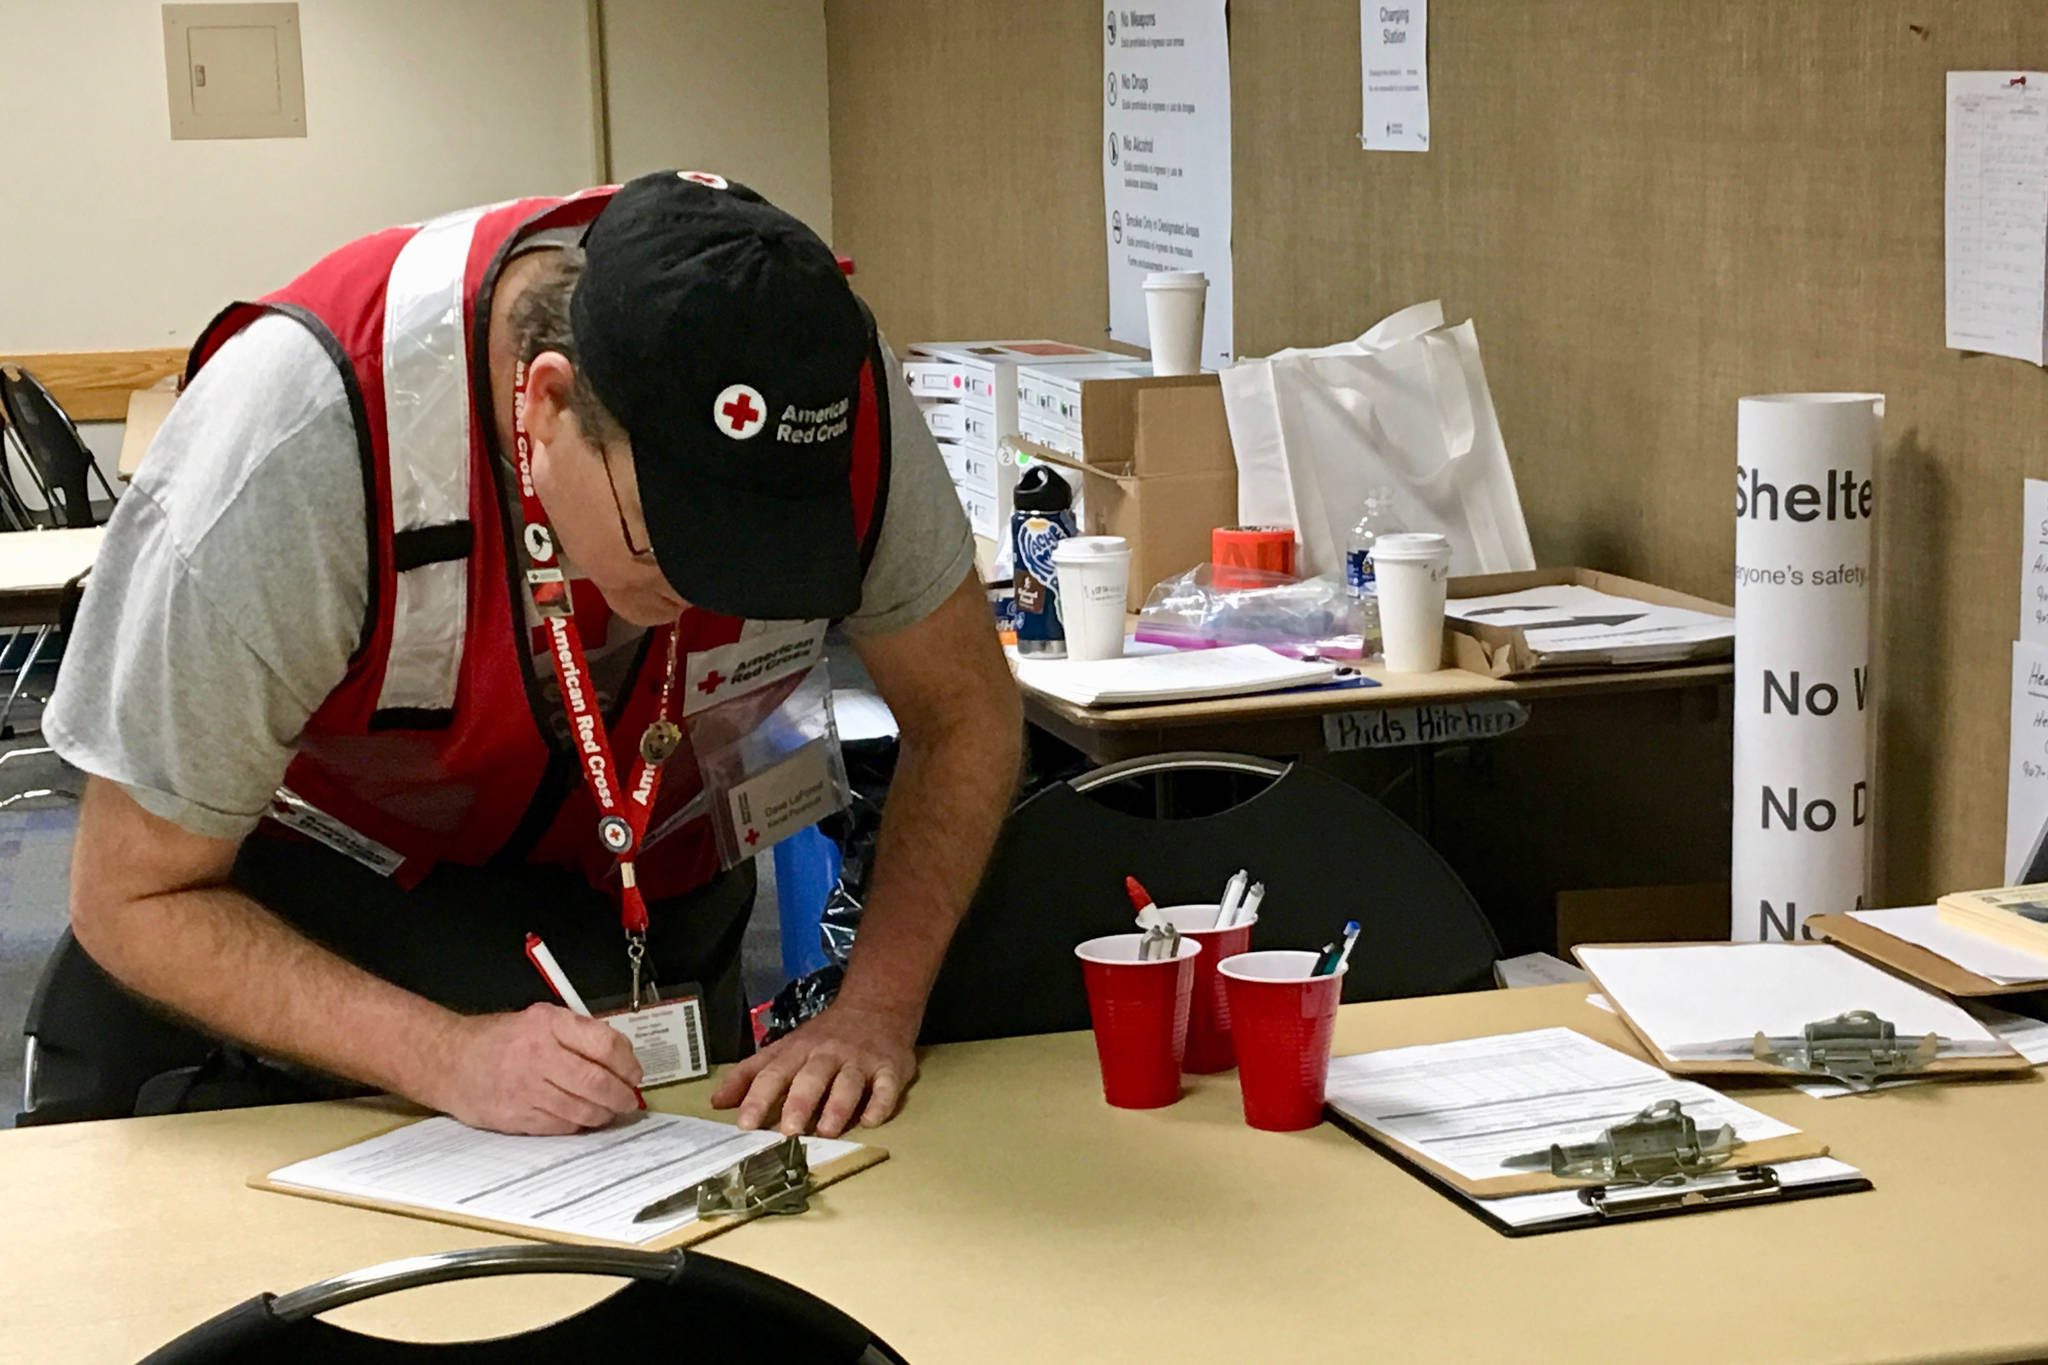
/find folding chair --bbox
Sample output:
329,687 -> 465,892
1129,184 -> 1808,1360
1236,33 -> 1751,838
0,363 -> 119,529
921,752 -> 1502,1044
139,1245 -> 909,1364
0,366 -> 109,741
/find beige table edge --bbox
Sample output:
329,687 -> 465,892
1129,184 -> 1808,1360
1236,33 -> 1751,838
1015,652 -> 1733,731
4,983 -> 2042,1364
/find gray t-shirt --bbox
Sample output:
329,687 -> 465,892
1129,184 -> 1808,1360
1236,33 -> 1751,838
47,311 -> 973,841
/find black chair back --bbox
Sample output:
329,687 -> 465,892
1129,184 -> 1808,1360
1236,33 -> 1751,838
921,753 -> 1502,1044
140,1245 -> 908,1364
0,364 -> 110,528
16,930 -> 217,1125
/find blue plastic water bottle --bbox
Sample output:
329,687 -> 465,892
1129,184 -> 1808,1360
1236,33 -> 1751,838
1011,465 -> 1078,657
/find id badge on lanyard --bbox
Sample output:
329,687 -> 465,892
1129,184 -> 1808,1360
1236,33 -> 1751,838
682,657 -> 853,869
513,362 -> 681,1010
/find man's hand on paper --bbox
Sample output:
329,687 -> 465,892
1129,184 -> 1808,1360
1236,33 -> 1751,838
710,998 -> 918,1138
429,1003 -> 644,1135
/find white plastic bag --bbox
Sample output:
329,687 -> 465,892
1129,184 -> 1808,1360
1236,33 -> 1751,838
1221,301 -> 1536,580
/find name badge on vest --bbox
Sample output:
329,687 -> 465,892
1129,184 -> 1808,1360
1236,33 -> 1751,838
683,619 -> 829,717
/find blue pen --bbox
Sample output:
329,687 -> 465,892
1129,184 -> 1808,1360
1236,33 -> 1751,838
1317,921 -> 1360,976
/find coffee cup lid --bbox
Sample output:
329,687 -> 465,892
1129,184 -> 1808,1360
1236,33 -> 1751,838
1052,534 -> 1131,562
1369,532 -> 1452,563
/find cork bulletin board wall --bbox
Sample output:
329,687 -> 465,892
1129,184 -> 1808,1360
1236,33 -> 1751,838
825,0 -> 2048,904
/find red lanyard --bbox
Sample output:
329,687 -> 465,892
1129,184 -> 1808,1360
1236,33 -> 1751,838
511,363 -> 682,965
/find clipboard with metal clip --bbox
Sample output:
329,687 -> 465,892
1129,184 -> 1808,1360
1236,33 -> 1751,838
1336,1098 -> 1871,1237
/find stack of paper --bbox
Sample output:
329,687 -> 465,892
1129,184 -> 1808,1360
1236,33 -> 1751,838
1575,944 -> 2014,1060
1324,1027 -> 1862,1232
1444,586 -> 1732,667
1847,905 -> 2048,986
263,1113 -> 868,1247
1012,643 -> 1338,707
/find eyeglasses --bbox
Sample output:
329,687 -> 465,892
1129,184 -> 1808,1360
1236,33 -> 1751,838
601,446 -> 657,561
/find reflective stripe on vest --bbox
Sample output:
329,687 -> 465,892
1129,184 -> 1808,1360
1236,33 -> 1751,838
377,204 -> 489,716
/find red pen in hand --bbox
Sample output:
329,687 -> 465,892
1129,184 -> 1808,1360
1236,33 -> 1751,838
524,933 -> 645,1110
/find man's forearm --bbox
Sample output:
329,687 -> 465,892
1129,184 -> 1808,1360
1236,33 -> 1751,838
833,700 -> 1022,1022
75,882 -> 460,1102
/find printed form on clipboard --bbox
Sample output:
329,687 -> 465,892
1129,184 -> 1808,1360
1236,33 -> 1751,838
1323,1027 -> 1868,1234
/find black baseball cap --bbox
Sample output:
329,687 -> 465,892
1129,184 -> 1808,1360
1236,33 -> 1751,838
571,171 -> 872,620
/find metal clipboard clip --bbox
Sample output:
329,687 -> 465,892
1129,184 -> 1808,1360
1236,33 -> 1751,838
1751,1009 -> 1940,1092
632,1135 -> 812,1225
1505,1099 -> 1781,1221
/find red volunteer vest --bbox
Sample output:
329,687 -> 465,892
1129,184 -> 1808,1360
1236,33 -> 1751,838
187,190 -> 889,898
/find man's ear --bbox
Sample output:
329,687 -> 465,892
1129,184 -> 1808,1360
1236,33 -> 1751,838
522,351 -> 577,446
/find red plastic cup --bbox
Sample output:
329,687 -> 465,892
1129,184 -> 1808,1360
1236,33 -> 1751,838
1075,933 -> 1203,1108
1218,950 -> 1347,1131
1157,904 -> 1256,1073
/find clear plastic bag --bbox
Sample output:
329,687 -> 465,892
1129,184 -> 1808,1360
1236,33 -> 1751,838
1134,563 -> 1367,660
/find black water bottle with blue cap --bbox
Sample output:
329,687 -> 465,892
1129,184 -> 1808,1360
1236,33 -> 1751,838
1011,464 -> 1078,657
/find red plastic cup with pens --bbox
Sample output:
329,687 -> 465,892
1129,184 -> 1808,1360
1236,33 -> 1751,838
1075,933 -> 1204,1108
1218,950 -> 1346,1131
1156,905 -> 1256,1073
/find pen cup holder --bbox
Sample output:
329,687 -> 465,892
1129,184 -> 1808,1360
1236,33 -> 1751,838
1218,951 -> 1346,1131
1076,933 -> 1204,1108
1157,905 -> 1257,1074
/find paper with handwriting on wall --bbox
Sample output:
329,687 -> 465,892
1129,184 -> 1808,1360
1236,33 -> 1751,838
2021,481 -> 2048,645
2008,640 -> 2048,883
1323,1026 -> 1798,1182
266,1113 -> 861,1245
1946,72 -> 2048,365
1360,0 -> 1428,152
1847,905 -> 2048,985
1576,944 -> 2013,1060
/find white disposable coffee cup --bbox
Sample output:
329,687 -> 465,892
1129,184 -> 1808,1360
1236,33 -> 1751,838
1370,532 -> 1453,673
1143,270 -> 1207,377
1052,535 -> 1132,662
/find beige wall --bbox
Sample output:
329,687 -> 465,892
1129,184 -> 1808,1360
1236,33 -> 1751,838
0,0 -> 600,352
827,0 -> 2048,905
602,0 -> 833,241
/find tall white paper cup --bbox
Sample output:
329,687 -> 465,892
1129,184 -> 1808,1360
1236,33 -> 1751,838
1143,270 -> 1207,377
1053,535 -> 1132,661
1732,393 -> 1881,941
1370,532 -> 1452,672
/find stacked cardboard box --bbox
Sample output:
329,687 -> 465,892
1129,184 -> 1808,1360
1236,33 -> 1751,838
1014,374 -> 1239,611
1014,359 -> 1155,461
903,341 -> 1127,550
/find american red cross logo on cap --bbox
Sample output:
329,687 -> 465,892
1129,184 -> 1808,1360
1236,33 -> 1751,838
713,384 -> 767,440
678,170 -> 729,189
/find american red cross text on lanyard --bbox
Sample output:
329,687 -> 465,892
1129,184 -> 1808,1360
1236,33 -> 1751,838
512,361 -> 686,1009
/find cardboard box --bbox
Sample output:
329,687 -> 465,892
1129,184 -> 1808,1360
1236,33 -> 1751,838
1014,374 -> 1236,611
904,340 -> 1129,419
1555,884 -> 1731,956
1015,358 -> 1155,430
1445,567 -> 1734,678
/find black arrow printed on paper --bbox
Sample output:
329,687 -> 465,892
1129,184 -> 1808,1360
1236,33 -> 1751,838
1534,614 -> 1649,629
